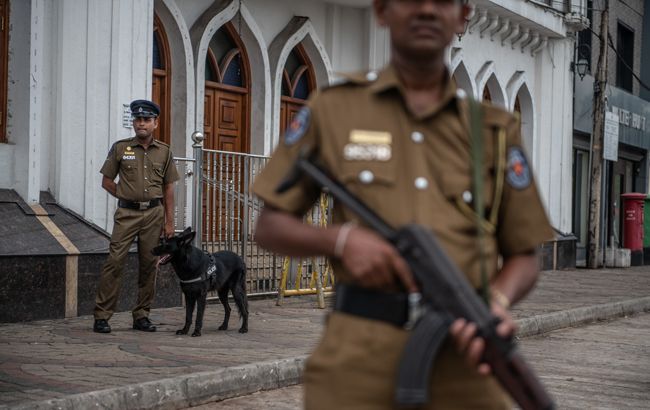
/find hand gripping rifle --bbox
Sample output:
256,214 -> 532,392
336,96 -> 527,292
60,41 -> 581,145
276,152 -> 555,410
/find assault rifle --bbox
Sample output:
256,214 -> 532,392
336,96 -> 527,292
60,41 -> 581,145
276,152 -> 555,410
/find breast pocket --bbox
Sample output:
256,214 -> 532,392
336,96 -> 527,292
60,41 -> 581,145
120,163 -> 137,175
339,161 -> 397,211
152,162 -> 165,184
440,170 -> 496,233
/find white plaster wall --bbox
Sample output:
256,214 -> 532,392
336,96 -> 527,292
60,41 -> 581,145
448,26 -> 574,233
2,0 -> 574,235
48,0 -> 152,231
4,0 -> 31,198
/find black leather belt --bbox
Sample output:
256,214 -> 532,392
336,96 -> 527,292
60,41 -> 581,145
334,284 -> 409,327
118,198 -> 161,210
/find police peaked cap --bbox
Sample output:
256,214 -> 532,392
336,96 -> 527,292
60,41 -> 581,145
130,99 -> 160,118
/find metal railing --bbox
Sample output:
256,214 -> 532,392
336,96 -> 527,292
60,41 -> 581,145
181,132 -> 333,299
200,149 -> 281,295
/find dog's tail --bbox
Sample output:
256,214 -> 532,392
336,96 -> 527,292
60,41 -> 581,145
233,261 -> 249,319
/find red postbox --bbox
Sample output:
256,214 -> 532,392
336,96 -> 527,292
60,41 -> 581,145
622,193 -> 645,265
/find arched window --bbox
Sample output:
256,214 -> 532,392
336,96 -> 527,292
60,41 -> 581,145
152,15 -> 171,144
280,44 -> 316,135
482,86 -> 492,103
203,23 -> 250,153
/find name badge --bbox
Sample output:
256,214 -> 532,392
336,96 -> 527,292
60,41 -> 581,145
349,130 -> 392,145
344,143 -> 391,161
122,155 -> 136,160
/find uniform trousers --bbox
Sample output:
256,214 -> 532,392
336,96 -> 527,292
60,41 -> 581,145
94,205 -> 164,321
304,312 -> 510,410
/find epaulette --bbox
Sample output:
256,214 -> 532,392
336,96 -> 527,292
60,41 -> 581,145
321,71 -> 376,91
115,137 -> 135,145
480,102 -> 516,128
154,139 -> 170,148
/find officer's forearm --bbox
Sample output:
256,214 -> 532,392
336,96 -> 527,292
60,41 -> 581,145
490,253 -> 539,307
101,176 -> 117,198
255,207 -> 339,257
162,183 -> 174,222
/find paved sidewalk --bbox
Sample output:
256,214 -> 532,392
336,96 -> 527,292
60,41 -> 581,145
1,266 -> 649,409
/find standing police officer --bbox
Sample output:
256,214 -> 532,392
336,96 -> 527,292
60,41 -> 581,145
253,0 -> 553,408
93,99 -> 179,334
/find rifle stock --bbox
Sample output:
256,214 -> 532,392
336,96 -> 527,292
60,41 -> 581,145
277,155 -> 555,410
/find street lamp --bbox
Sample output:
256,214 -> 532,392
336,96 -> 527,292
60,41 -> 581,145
576,58 -> 589,80
573,43 -> 591,80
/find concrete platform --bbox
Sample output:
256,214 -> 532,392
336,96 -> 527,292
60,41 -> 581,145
1,266 -> 649,409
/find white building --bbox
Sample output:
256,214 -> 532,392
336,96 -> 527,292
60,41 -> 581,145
0,0 -> 587,263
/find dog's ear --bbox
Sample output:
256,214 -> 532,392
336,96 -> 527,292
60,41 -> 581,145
183,227 -> 192,235
182,231 -> 196,246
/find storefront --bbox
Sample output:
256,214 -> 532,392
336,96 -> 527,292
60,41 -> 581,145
573,74 -> 650,265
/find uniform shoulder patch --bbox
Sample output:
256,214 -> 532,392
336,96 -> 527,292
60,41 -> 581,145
284,106 -> 311,146
506,147 -> 531,190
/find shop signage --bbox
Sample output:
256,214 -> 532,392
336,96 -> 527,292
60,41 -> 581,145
603,111 -> 619,161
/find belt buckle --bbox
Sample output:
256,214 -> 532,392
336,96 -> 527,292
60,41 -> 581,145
404,292 -> 424,330
138,201 -> 148,210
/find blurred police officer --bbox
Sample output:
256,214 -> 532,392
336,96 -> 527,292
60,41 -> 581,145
253,0 -> 553,408
93,99 -> 179,334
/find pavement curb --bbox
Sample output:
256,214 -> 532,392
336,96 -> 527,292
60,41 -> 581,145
6,356 -> 308,410
516,296 -> 650,338
8,296 -> 650,410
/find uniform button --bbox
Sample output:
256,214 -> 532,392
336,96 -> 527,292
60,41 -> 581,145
366,71 -> 378,82
359,170 -> 374,184
144,166 -> 147,169
411,131 -> 424,143
145,189 -> 148,192
144,177 -> 148,180
456,88 -> 467,99
414,177 -> 428,190
462,190 -> 473,203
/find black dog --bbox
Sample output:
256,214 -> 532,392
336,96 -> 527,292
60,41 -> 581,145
152,227 -> 248,336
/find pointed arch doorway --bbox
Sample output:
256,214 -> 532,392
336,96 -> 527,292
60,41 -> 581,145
202,23 -> 251,246
203,23 -> 250,153
279,44 -> 316,135
152,14 -> 171,144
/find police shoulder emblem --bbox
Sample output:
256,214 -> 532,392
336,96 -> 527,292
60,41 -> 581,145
506,147 -> 531,190
284,106 -> 310,146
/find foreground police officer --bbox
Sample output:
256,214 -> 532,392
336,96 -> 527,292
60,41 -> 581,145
254,0 -> 553,408
93,99 -> 179,334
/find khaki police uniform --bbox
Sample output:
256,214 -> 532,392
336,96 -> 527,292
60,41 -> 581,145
253,64 -> 553,409
94,137 -> 180,321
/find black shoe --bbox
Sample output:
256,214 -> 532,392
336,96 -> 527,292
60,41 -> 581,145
93,319 -> 111,333
133,317 -> 156,332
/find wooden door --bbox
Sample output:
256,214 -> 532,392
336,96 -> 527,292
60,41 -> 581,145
203,87 -> 245,152
203,86 -> 247,243
280,100 -> 305,136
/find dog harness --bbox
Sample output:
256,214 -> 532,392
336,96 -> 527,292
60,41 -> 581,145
178,254 -> 218,284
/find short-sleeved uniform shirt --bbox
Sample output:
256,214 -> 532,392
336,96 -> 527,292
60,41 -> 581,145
100,137 -> 179,202
253,65 -> 554,407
